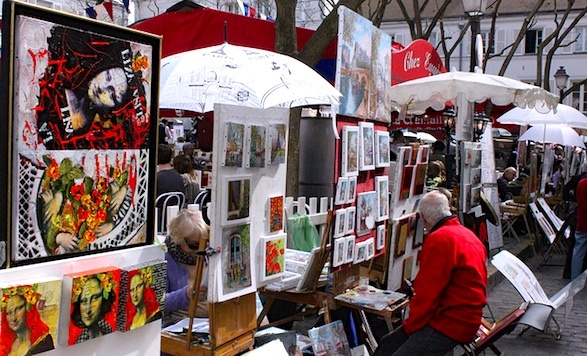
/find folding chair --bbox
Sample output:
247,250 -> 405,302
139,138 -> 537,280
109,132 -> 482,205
156,191 -> 186,234
530,200 -> 572,268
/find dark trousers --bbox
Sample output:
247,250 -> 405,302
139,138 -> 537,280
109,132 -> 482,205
373,325 -> 459,356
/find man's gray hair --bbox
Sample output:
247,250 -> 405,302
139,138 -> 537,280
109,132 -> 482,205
418,191 -> 452,226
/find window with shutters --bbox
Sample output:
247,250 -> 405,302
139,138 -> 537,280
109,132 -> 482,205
525,29 -> 542,54
575,27 -> 587,53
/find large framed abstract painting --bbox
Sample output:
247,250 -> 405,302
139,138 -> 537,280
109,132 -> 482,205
0,2 -> 161,267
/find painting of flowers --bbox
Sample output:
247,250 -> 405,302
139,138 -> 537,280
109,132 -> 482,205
268,195 -> 284,233
13,150 -> 147,264
260,234 -> 286,282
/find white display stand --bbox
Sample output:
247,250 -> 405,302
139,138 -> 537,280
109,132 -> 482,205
0,244 -> 165,356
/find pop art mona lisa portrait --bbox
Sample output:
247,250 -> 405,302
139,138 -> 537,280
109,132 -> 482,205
0,2 -> 161,266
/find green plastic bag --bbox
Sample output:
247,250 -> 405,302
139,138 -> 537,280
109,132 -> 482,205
287,214 -> 321,252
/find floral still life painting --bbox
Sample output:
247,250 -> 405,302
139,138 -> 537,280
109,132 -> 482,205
260,234 -> 286,281
14,150 -> 146,264
268,195 -> 284,234
0,277 -> 61,356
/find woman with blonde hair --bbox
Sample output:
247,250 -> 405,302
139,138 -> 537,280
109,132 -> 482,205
164,209 -> 209,322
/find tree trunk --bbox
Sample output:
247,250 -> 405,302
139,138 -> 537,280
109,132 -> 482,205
275,0 -> 298,56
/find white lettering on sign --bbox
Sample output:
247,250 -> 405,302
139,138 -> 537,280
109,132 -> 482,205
404,51 -> 421,71
424,53 -> 442,75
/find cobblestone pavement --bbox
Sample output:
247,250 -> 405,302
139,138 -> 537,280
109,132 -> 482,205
482,252 -> 587,356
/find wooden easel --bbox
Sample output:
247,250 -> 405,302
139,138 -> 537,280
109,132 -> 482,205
161,232 -> 256,355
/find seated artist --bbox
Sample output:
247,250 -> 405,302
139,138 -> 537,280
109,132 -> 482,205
164,209 -> 209,326
374,191 -> 487,355
497,167 -> 522,202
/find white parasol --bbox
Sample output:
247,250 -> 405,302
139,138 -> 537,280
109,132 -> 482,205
496,104 -> 587,129
159,43 -> 342,113
518,124 -> 585,149
389,69 -> 559,115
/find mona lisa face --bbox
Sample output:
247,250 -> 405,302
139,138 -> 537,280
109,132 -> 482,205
6,295 -> 27,334
79,278 -> 103,327
87,67 -> 128,111
129,274 -> 145,307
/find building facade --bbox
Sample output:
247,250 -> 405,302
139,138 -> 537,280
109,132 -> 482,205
378,1 -> 587,113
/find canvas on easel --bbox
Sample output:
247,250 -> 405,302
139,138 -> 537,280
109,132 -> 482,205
222,175 -> 252,226
267,195 -> 284,234
259,234 -> 286,282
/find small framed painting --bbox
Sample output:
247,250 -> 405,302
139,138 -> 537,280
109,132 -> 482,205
375,130 -> 390,168
376,224 -> 386,250
267,195 -> 284,234
393,216 -> 410,258
346,176 -> 358,204
222,122 -> 245,167
359,122 -> 375,171
345,206 -> 356,235
365,238 -> 375,260
259,234 -> 286,282
341,125 -> 360,177
417,145 -> 430,164
353,240 -> 367,264
412,216 -> 424,249
402,256 -> 414,290
222,175 -> 252,226
398,146 -> 413,168
375,176 -> 389,221
334,177 -> 349,205
334,208 -> 347,238
332,237 -> 346,267
412,163 -> 428,196
344,235 -> 356,264
356,191 -> 377,236
399,165 -> 415,201
245,124 -> 267,168
269,123 -> 287,164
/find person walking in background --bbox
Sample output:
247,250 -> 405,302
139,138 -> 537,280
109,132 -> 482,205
156,144 -> 185,214
374,191 -> 487,355
173,155 -> 201,204
389,130 -> 406,161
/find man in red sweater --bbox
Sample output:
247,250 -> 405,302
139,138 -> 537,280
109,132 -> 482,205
572,174 -> 587,279
376,191 -> 487,355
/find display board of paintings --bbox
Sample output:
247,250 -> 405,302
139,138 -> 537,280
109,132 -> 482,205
0,2 -> 161,267
210,104 -> 289,302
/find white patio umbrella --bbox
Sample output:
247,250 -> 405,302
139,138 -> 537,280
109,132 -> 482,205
496,104 -> 587,129
518,124 -> 585,149
389,69 -> 559,116
416,132 -> 437,144
159,43 -> 342,113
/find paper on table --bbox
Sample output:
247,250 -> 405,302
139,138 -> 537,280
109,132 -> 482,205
162,317 -> 210,334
